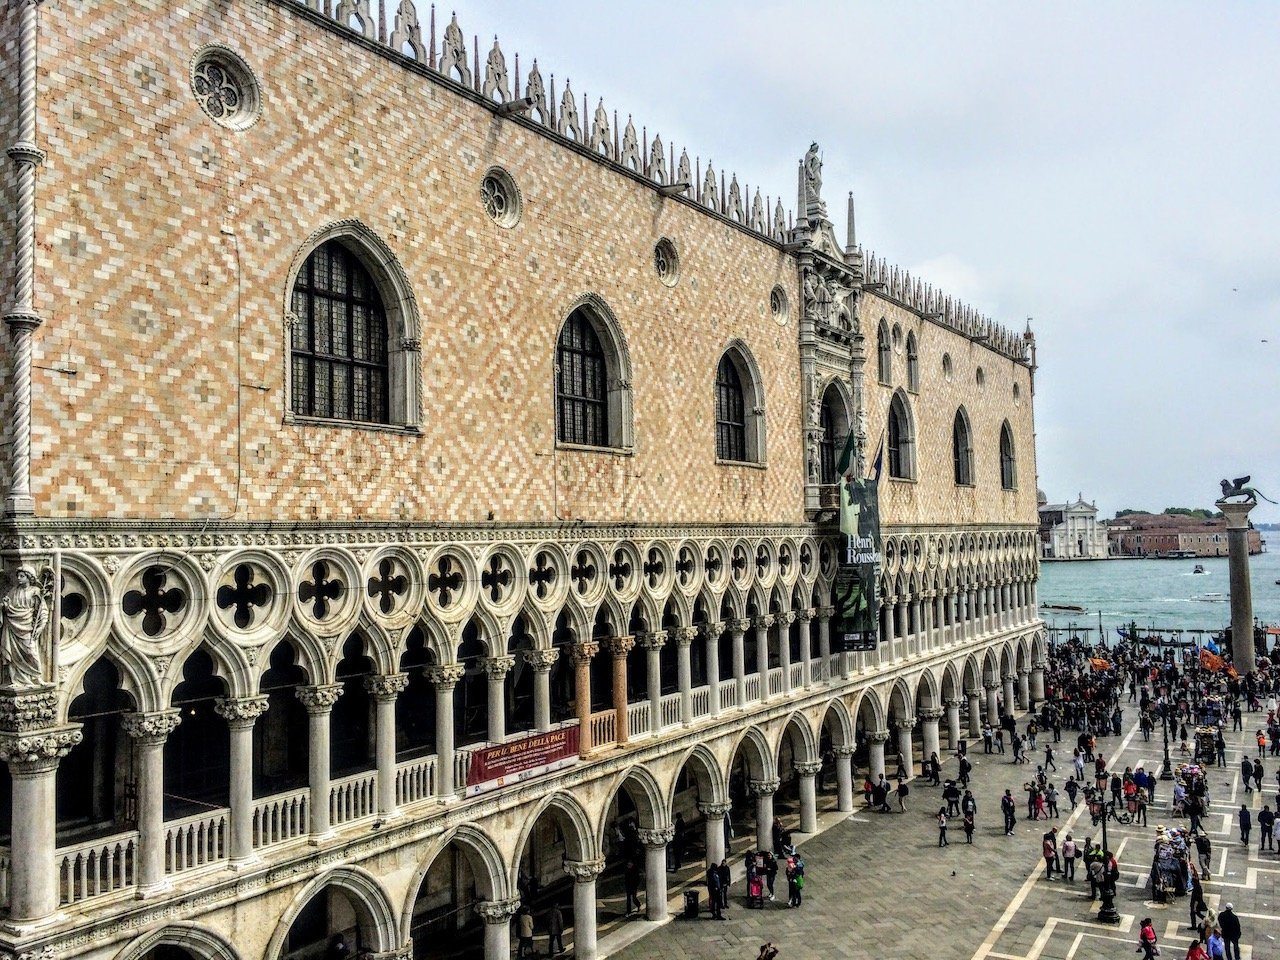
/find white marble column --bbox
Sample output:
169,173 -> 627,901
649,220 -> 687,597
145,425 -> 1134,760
672,626 -> 696,725
753,615 -> 773,699
1017,669 -> 1030,711
0,717 -> 82,924
776,612 -> 794,691
833,745 -> 856,812
1031,661 -> 1046,701
564,859 -> 605,960
483,657 -> 514,744
816,606 -> 833,682
944,698 -> 963,750
751,778 -> 779,851
1002,674 -> 1017,718
475,899 -> 521,960
215,695 -> 270,866
296,683 -> 342,840
729,619 -> 748,708
704,622 -> 723,716
523,648 -> 559,733
638,826 -> 674,921
641,632 -> 664,734
985,682 -> 1001,725
425,665 -> 464,796
698,801 -> 730,865
366,674 -> 409,818
896,718 -> 916,779
920,709 -> 942,767
122,709 -> 182,895
867,730 -> 889,781
967,691 -> 983,737
796,761 -> 820,834
796,609 -> 814,687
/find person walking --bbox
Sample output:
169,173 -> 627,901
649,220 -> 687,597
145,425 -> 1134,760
962,788 -> 977,822
944,780 -> 961,817
1252,759 -> 1265,793
1241,757 -> 1254,794
717,857 -> 732,911
1189,868 -> 1207,932
1194,831 -> 1212,879
1218,903 -> 1242,960
546,904 -> 566,955
1206,927 -> 1226,960
1137,917 -> 1159,960
1061,834 -> 1078,881
897,777 -> 910,813
1239,805 -> 1252,845
706,864 -> 724,920
1073,747 -> 1085,782
963,811 -> 975,844
1065,776 -> 1079,809
958,754 -> 973,788
1001,789 -> 1017,836
623,860 -> 642,915
1044,743 -> 1057,772
1046,783 -> 1060,819
938,807 -> 949,847
1258,804 -> 1275,852
1041,830 -> 1057,880
515,906 -> 535,959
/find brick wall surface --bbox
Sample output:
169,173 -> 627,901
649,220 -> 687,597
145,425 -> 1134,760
23,0 -> 1037,531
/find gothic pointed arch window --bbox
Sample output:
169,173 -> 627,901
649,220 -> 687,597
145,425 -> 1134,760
952,407 -> 974,486
877,319 -> 891,385
714,343 -> 766,464
1000,420 -> 1017,490
554,299 -> 633,449
887,390 -> 916,480
818,383 -> 850,484
287,224 -> 421,429
906,331 -> 920,392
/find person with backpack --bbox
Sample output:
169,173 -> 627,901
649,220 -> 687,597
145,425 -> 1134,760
1001,789 -> 1017,835
785,854 -> 805,907
1137,917 -> 1159,959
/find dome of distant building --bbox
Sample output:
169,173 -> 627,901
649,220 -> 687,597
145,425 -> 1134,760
1037,488 -> 1048,506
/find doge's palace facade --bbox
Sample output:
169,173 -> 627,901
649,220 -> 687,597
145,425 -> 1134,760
0,3 -> 1043,960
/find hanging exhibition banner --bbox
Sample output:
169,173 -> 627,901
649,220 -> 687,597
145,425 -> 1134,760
465,723 -> 580,797
832,439 -> 882,652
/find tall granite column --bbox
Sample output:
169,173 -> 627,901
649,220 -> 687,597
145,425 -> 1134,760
1220,499 -> 1258,674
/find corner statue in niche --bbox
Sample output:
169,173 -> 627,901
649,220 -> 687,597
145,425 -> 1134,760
0,565 -> 53,687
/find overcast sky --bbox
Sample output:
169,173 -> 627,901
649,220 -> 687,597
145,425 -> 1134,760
456,0 -> 1280,523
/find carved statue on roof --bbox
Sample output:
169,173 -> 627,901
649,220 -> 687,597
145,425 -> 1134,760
803,142 -> 827,221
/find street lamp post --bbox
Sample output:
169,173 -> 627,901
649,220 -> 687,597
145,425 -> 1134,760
1159,696 -> 1174,781
1098,791 -> 1121,924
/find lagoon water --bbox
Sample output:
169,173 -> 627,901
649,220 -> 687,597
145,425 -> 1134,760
1038,535 -> 1279,638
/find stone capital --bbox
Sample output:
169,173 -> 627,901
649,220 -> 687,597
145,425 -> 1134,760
704,620 -> 725,641
728,618 -> 751,635
215,695 -> 270,727
637,826 -> 675,848
833,744 -> 857,758
424,664 -> 466,687
563,858 -> 605,882
670,626 -> 698,647
365,672 -> 410,699
697,801 -> 732,819
795,760 -> 823,777
474,898 -> 522,924
867,729 -> 891,744
795,609 -> 814,624
603,636 -> 635,658
895,715 -> 917,731
943,698 -> 965,710
368,947 -> 413,960
749,777 -> 781,796
0,725 -> 82,770
121,709 -> 182,744
637,631 -> 666,651
752,614 -> 775,631
817,605 -> 835,620
1216,499 -> 1256,530
523,647 -> 560,671
295,683 -> 344,712
919,708 -> 944,724
0,685 -> 58,733
481,656 -> 516,679
1032,660 -> 1047,672
983,680 -> 1001,691
1001,674 -> 1018,685
569,641 -> 599,665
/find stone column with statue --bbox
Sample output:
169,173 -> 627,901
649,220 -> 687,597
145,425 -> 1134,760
1217,476 -> 1274,674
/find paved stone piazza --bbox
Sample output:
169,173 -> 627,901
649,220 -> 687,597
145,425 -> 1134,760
0,4 -> 1046,960
610,711 -> 1279,960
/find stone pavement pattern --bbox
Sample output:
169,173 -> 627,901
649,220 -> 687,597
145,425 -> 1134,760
608,710 -> 1280,960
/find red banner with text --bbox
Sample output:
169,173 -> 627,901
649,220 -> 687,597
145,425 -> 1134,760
465,724 -> 580,797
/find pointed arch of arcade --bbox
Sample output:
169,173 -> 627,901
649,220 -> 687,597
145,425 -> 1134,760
777,711 -> 820,765
62,640 -> 159,719
851,685 -> 887,733
265,867 -> 400,960
399,824 -> 511,944
914,669 -> 942,712
668,742 -> 728,809
162,634 -> 255,703
509,790 -> 599,890
114,923 -> 241,960
820,697 -> 855,748
599,764 -> 670,845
